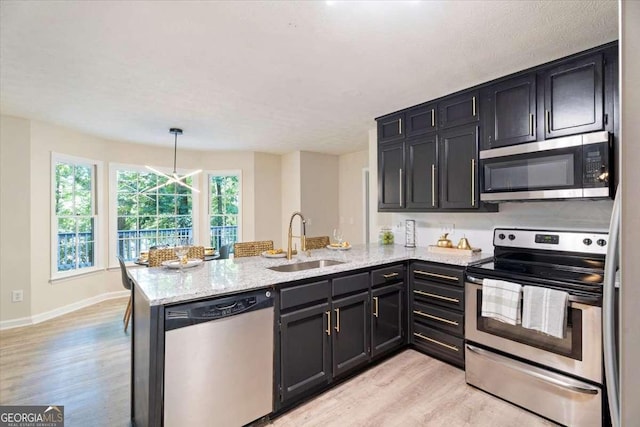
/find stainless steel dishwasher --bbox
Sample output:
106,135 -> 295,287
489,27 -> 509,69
163,289 -> 274,427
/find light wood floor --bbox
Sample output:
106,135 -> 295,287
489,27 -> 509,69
0,297 -> 555,427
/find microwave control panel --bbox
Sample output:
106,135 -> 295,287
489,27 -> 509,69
583,143 -> 608,186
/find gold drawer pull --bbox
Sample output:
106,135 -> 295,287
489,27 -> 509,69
382,272 -> 399,279
373,296 -> 379,318
413,332 -> 459,352
413,310 -> 459,326
325,310 -> 331,336
413,290 -> 459,303
414,270 -> 458,281
334,308 -> 340,333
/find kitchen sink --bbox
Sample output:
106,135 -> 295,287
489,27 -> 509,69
268,259 -> 345,273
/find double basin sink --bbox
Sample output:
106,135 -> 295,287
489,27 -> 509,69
268,259 -> 345,273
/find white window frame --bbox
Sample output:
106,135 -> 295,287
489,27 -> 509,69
50,152 -> 104,281
203,170 -> 242,249
108,162 -> 200,267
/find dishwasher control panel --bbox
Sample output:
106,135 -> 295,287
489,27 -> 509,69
165,290 -> 273,331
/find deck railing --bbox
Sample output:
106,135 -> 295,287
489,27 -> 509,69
56,226 -> 238,268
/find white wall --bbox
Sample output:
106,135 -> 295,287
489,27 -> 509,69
280,151 -> 301,247
338,150 -> 368,244
254,152 -> 282,247
0,116 -> 32,321
300,151 -> 339,240
620,2 -> 640,423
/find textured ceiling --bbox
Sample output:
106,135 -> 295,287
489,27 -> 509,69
0,1 -> 618,155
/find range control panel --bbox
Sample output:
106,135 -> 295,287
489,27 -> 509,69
494,228 -> 608,255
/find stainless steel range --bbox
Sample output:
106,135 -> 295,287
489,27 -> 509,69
465,228 -> 608,427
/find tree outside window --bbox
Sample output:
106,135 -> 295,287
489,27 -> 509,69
116,169 -> 194,261
54,160 -> 96,272
209,174 -> 240,250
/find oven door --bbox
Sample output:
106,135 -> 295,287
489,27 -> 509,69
465,281 -> 602,383
479,132 -> 611,201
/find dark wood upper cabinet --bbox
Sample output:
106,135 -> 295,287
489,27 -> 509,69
378,141 -> 404,210
484,73 -> 537,149
377,112 -> 405,144
543,53 -> 604,139
439,125 -> 479,209
406,104 -> 437,137
438,90 -> 479,129
406,135 -> 438,209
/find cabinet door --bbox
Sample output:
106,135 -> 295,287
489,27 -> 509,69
280,302 -> 331,403
485,74 -> 537,149
332,292 -> 370,378
378,141 -> 405,210
438,90 -> 479,129
377,112 -> 405,143
406,104 -> 437,137
371,283 -> 404,358
439,125 -> 479,209
406,135 -> 438,209
543,53 -> 604,138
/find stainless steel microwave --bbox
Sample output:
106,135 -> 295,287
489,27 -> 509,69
479,131 -> 612,202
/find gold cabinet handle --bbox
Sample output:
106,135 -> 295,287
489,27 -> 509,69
325,310 -> 331,336
399,168 -> 403,207
471,158 -> 476,206
382,272 -> 399,279
431,109 -> 435,127
414,270 -> 458,282
413,310 -> 459,326
472,96 -> 476,116
413,289 -> 460,303
413,332 -> 459,352
529,113 -> 534,136
398,118 -> 402,135
545,110 -> 551,133
373,297 -> 379,318
431,164 -> 436,207
334,308 -> 340,333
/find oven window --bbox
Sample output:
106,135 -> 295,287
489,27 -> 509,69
484,153 -> 575,192
476,290 -> 583,360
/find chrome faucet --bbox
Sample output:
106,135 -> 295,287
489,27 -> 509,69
287,211 -> 307,260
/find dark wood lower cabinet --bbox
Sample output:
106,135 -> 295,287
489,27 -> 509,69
332,292 -> 370,378
280,302 -> 331,403
371,283 -> 404,358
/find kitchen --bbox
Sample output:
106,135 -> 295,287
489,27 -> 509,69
1,1 -> 639,427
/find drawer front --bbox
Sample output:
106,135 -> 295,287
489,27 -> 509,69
280,280 -> 330,310
332,272 -> 370,297
413,323 -> 464,367
411,262 -> 464,287
412,300 -> 463,336
412,281 -> 464,311
371,264 -> 405,287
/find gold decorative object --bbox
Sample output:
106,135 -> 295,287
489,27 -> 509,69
436,233 -> 453,248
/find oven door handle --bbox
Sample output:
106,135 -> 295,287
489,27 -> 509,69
465,275 -> 484,285
465,344 -> 599,395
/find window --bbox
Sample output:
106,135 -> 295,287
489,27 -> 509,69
52,154 -> 101,277
208,172 -> 241,250
112,165 -> 198,261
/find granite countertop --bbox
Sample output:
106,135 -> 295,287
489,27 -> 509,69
128,244 -> 492,306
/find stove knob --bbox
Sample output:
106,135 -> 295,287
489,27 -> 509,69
508,234 -> 516,241
597,239 -> 607,247
498,233 -> 506,240
583,238 -> 593,246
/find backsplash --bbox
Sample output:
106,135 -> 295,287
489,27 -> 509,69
389,200 -> 614,254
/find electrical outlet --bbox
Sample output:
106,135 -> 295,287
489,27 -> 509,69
11,290 -> 23,303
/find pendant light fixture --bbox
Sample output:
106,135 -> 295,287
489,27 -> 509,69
144,128 -> 201,193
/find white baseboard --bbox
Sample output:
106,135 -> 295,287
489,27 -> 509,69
0,290 -> 130,331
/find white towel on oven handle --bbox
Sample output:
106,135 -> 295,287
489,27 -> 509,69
481,278 -> 522,325
522,285 -> 569,339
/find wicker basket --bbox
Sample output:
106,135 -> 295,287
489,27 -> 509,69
233,240 -> 274,258
305,236 -> 330,250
